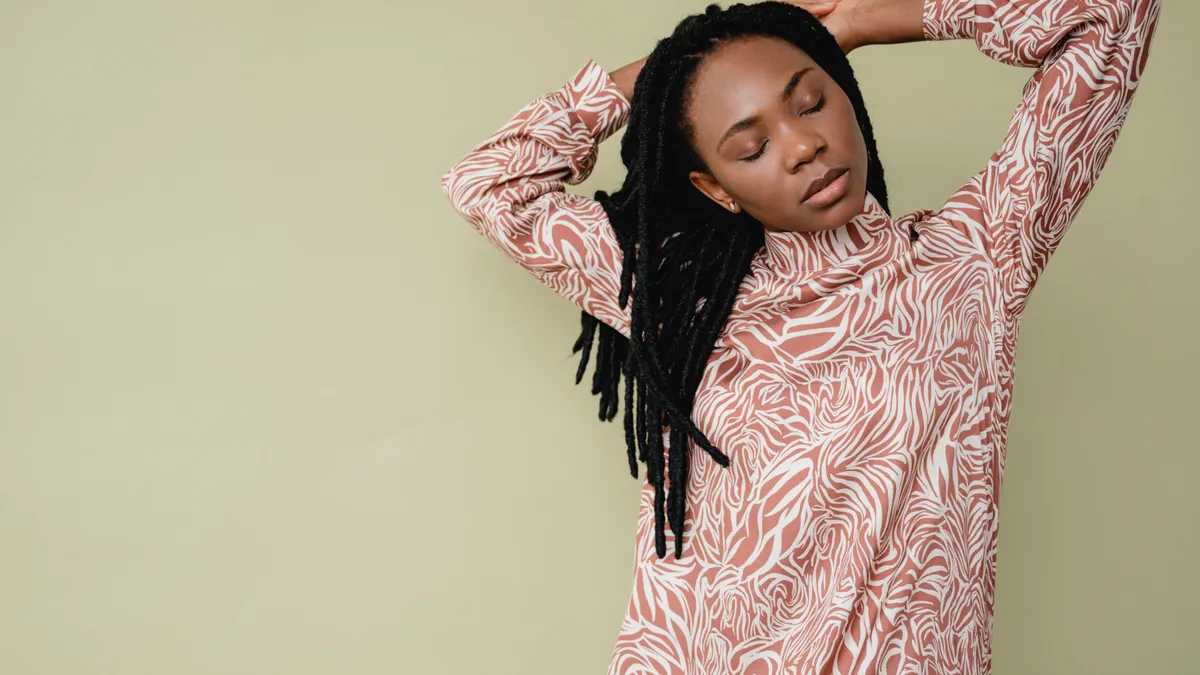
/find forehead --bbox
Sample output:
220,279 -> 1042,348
687,36 -> 821,135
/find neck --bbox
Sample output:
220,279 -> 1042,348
760,192 -> 902,277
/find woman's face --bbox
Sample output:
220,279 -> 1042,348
684,35 -> 869,233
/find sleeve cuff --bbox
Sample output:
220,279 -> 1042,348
923,0 -> 977,41
560,59 -> 632,145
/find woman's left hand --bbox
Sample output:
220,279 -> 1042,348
780,0 -> 862,53
784,0 -> 927,54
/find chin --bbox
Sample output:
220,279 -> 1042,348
807,190 -> 867,232
770,188 -> 869,233
837,189 -> 868,224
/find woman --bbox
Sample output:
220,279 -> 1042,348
440,0 -> 1160,672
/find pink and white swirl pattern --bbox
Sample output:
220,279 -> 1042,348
440,1 -> 1161,672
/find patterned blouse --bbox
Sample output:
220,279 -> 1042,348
440,0 -> 1161,672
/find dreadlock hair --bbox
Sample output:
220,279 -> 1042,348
573,1 -> 890,560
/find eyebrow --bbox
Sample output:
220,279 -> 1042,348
716,67 -> 814,153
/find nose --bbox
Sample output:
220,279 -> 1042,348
779,122 -> 825,173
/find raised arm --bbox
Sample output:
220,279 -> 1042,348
440,60 -> 638,336
922,0 -> 1162,317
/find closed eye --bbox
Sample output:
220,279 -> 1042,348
742,143 -> 768,162
739,97 -> 826,163
802,96 -> 825,116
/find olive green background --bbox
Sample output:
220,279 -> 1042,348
2,1 -> 1195,673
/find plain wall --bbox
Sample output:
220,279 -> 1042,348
1,1 -> 1196,673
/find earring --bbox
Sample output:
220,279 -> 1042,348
727,202 -> 738,212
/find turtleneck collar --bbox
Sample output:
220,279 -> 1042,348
759,192 -> 905,278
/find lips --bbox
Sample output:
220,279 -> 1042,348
802,167 -> 849,203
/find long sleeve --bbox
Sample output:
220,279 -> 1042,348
440,60 -> 634,337
925,0 -> 1162,317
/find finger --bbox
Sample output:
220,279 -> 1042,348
804,2 -> 838,17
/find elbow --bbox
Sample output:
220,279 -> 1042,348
440,160 -> 474,217
440,159 -> 460,200
439,159 -> 510,233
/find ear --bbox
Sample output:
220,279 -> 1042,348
688,170 -> 735,210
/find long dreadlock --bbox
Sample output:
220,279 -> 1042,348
573,1 -> 891,559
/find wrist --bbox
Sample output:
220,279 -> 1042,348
609,56 -> 647,103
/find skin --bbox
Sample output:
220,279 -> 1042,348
607,0 -> 926,233
684,35 -> 869,234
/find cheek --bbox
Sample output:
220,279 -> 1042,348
852,129 -> 869,173
825,114 -> 868,185
834,100 -> 866,155
717,166 -> 774,207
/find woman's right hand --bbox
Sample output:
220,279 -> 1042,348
610,56 -> 647,103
